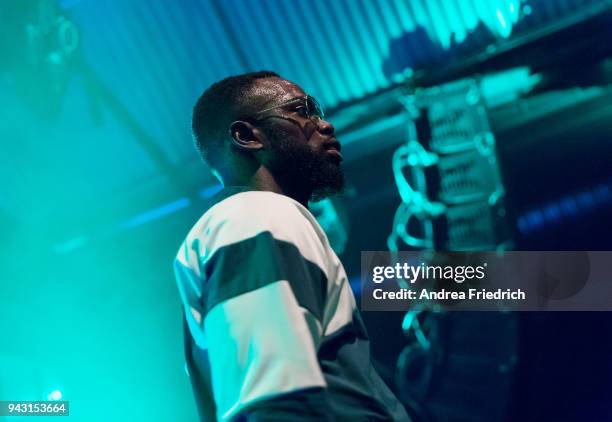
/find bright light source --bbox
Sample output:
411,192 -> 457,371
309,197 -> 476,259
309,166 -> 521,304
496,9 -> 508,29
47,389 -> 63,401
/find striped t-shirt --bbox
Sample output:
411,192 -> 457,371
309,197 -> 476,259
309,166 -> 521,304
174,186 -> 409,421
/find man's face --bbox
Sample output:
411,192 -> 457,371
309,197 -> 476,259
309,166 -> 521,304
251,77 -> 345,201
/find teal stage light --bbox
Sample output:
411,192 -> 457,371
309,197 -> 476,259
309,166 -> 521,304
47,389 -> 63,401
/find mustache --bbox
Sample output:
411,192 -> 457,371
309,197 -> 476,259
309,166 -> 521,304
323,138 -> 341,152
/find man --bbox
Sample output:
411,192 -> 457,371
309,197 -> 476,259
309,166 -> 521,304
174,71 -> 409,421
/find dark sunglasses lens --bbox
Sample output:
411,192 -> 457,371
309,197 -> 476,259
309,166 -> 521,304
307,97 -> 324,118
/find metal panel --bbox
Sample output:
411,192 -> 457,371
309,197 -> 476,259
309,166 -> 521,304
61,0 -> 593,167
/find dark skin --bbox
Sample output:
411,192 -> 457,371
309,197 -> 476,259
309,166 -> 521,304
221,77 -> 342,208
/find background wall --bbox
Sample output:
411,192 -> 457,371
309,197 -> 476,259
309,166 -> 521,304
2,1 -> 612,421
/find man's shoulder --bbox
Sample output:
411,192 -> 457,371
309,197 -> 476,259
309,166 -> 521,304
175,189 -> 328,274
204,189 -> 307,229
185,190 -> 317,251
214,189 -> 302,214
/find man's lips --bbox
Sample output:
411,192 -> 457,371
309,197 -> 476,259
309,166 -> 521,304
326,148 -> 343,162
324,139 -> 343,162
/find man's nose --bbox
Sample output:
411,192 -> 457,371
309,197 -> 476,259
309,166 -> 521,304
316,117 -> 335,135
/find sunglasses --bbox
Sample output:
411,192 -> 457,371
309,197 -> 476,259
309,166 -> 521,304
251,95 -> 325,121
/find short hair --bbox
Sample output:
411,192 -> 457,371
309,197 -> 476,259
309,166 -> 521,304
191,71 -> 280,172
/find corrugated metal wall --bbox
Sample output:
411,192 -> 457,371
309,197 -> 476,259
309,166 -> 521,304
63,0 -> 550,165
2,0 -> 604,214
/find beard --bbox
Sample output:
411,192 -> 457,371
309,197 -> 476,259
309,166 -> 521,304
261,120 -> 345,202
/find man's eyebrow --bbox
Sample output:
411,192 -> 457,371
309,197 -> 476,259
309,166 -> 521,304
279,96 -> 304,107
255,95 -> 305,114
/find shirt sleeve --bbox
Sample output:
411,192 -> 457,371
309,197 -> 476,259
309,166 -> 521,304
191,194 -> 333,421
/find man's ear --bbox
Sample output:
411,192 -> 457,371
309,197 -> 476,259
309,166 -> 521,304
229,121 -> 264,151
